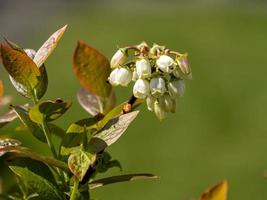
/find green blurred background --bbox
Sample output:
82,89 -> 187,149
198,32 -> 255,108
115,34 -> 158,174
1,0 -> 267,199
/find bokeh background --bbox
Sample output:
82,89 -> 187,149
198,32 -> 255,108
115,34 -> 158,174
1,0 -> 267,199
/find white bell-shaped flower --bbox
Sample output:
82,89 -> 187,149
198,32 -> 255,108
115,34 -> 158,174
168,80 -> 185,98
159,94 -> 176,113
117,68 -> 132,86
108,68 -> 132,86
154,100 -> 167,121
156,55 -> 176,73
136,59 -> 151,79
150,77 -> 166,98
132,69 -> 138,81
108,68 -> 120,86
133,79 -> 150,99
110,49 -> 127,68
146,95 -> 156,112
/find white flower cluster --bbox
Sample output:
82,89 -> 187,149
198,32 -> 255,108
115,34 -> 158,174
108,42 -> 191,120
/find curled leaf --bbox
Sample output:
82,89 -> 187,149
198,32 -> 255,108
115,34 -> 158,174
34,25 -> 67,67
199,180 -> 228,200
89,173 -> 158,189
73,41 -> 112,98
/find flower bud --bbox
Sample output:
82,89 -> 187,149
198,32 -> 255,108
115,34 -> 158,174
177,55 -> 191,75
150,77 -> 166,98
108,68 -> 132,86
173,68 -> 180,78
149,44 -> 165,56
156,55 -> 176,73
133,79 -> 150,99
110,49 -> 127,68
168,80 -> 185,98
159,94 -> 175,112
154,100 -> 167,121
136,59 -> 151,79
146,95 -> 156,112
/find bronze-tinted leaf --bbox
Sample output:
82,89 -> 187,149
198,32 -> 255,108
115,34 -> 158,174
8,48 -> 48,99
89,173 -> 158,189
1,44 -> 41,98
73,41 -> 112,98
77,87 -> 115,116
34,25 -> 67,67
199,180 -> 228,200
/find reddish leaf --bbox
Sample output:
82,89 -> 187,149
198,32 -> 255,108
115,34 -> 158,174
0,80 -> 3,97
1,44 -> 41,98
73,41 -> 112,98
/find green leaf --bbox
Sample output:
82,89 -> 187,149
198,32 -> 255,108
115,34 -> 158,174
77,87 -> 116,116
89,173 -> 158,189
73,41 -> 112,98
88,111 -> 139,153
1,44 -> 42,99
29,99 -> 72,124
60,118 -> 97,156
0,143 -> 68,171
67,117 -> 96,134
34,64 -> 48,100
11,105 -> 46,142
96,99 -> 143,131
34,25 -> 67,67
9,64 -> 48,100
95,151 -> 122,173
68,148 -> 96,181
8,157 -> 57,187
48,124 -> 66,138
9,159 -> 65,200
